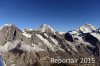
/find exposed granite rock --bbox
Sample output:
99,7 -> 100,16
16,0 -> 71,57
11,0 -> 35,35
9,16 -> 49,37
0,24 -> 100,66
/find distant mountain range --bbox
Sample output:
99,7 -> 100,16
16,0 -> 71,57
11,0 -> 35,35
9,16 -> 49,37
0,24 -> 100,66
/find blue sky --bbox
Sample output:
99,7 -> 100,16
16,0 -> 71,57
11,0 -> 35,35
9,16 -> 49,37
0,0 -> 100,31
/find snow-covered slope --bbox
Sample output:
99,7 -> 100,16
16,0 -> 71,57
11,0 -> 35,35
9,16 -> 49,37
78,24 -> 96,33
22,32 -> 32,38
0,23 -> 100,66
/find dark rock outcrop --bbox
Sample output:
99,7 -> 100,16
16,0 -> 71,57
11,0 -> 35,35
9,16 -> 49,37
64,33 -> 74,42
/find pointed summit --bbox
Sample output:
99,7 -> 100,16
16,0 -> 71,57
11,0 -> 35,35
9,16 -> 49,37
79,24 -> 96,33
39,24 -> 55,34
40,24 -> 51,28
0,24 -> 16,30
4,24 -> 13,26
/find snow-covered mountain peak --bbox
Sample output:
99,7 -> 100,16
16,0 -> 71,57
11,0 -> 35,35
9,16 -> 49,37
39,24 -> 55,34
4,24 -> 12,26
40,24 -> 52,29
41,24 -> 49,27
0,24 -> 15,30
2,24 -> 16,27
78,24 -> 96,33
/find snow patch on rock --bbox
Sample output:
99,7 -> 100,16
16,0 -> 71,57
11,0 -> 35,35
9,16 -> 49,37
50,37 -> 58,45
44,33 -> 48,38
91,33 -> 100,40
59,32 -> 65,35
69,30 -> 79,35
36,34 -> 57,52
22,32 -> 32,38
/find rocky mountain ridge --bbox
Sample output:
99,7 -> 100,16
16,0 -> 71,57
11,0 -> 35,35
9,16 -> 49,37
0,24 -> 100,66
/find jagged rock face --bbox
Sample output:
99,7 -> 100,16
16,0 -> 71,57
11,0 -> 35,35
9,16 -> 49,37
0,24 -> 22,46
0,24 -> 100,66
